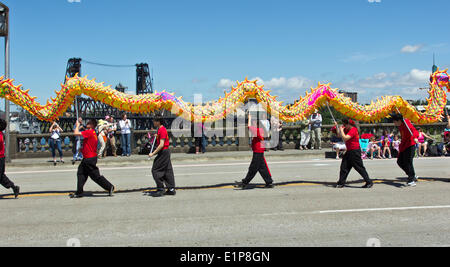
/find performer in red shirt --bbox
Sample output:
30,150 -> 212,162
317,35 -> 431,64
149,116 -> 175,197
235,113 -> 274,189
0,119 -> 20,198
391,113 -> 419,187
335,119 -> 373,188
70,119 -> 115,198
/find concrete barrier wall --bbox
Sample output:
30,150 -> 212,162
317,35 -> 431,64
11,123 -> 448,159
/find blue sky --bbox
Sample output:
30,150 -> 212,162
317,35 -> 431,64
1,0 -> 450,106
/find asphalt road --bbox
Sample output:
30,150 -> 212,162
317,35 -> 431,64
0,156 -> 449,247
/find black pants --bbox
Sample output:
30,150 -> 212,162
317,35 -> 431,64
0,158 -> 14,189
338,149 -> 372,185
242,153 -> 273,185
397,145 -> 416,182
152,149 -> 175,191
277,130 -> 283,150
76,157 -> 114,195
195,136 -> 206,153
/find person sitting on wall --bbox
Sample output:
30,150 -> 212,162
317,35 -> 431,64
330,126 -> 346,160
367,136 -> 383,160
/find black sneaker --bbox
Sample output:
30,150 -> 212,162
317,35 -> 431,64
165,189 -> 176,196
109,186 -> 115,197
264,184 -> 274,189
234,181 -> 249,189
362,182 -> 373,189
151,191 -> 165,197
69,193 -> 83,199
335,184 -> 345,188
12,186 -> 20,199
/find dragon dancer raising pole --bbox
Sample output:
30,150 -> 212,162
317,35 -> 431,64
70,118 -> 115,198
334,118 -> 373,189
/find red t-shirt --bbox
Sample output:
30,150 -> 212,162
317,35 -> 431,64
399,119 -> 419,153
344,127 -> 360,151
157,126 -> 170,150
249,126 -> 265,153
81,129 -> 98,159
0,132 -> 5,158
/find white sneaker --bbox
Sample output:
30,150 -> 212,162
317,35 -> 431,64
407,181 -> 417,187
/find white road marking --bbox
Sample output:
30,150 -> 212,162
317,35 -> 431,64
315,205 -> 450,214
6,156 -> 449,175
202,205 -> 450,219
222,205 -> 450,218
6,159 -> 336,175
132,205 -> 450,221
145,171 -> 245,177
173,160 -> 333,168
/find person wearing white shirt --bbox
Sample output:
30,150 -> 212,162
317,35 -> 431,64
49,121 -> 64,165
106,116 -> 118,157
299,120 -> 311,150
97,120 -> 109,158
309,111 -> 322,150
270,116 -> 284,151
259,113 -> 270,151
119,114 -> 132,157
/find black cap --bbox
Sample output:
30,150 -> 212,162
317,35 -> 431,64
390,113 -> 403,122
153,116 -> 164,124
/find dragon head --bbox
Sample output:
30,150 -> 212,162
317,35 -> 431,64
430,68 -> 449,92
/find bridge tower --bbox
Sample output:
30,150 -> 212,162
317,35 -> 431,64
136,63 -> 153,94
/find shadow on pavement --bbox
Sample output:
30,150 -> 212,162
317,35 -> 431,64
1,176 -> 448,198
0,190 -> 113,199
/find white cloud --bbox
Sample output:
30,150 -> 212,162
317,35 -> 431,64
216,76 -> 314,102
338,69 -> 432,103
216,69 -> 432,104
191,78 -> 207,84
256,76 -> 313,90
341,52 -> 378,63
342,69 -> 430,89
217,76 -> 313,91
216,78 -> 235,89
409,69 -> 430,81
401,44 -> 424,53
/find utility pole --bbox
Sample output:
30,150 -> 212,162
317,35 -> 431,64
0,2 -> 10,162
